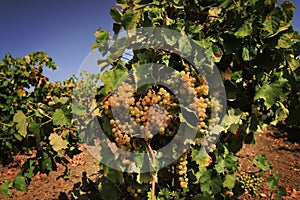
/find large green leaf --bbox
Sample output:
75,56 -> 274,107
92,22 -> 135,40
214,159 -> 225,174
234,20 -> 253,38
13,110 -> 27,137
121,10 -> 141,30
100,67 -> 128,92
254,78 -> 288,109
223,108 -> 247,133
263,8 -> 283,36
200,170 -> 212,191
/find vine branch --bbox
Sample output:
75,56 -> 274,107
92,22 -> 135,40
83,91 -> 113,121
145,140 -> 156,200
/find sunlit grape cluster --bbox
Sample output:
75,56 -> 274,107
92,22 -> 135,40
101,66 -> 222,155
176,153 -> 189,188
238,173 -> 264,195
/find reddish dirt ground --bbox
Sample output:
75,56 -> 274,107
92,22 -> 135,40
0,127 -> 299,200
237,126 -> 300,199
0,145 -> 101,200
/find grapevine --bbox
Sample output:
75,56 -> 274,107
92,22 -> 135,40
0,0 -> 299,199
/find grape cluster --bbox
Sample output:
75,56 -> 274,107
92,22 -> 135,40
101,66 -> 222,159
238,173 -> 264,195
127,186 -> 143,198
176,153 -> 188,188
175,69 -> 222,152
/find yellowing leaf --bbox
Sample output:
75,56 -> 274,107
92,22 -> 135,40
223,174 -> 236,189
13,110 -> 27,137
49,133 -> 68,151
24,55 -> 31,64
191,148 -> 212,167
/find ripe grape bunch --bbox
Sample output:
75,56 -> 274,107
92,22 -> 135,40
100,67 -> 222,170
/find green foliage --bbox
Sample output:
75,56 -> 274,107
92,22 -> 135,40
1,0 -> 298,199
0,53 -> 80,192
82,0 -> 299,199
253,155 -> 272,171
0,181 -> 11,197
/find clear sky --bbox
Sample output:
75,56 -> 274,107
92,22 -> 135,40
0,0 -> 299,82
0,0 -> 115,81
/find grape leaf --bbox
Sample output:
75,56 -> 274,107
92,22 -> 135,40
121,10 -> 141,30
253,155 -> 272,171
41,151 -> 55,173
276,32 -> 294,49
223,174 -> 236,189
110,7 -> 122,22
13,173 -> 27,191
103,165 -> 124,184
13,110 -> 27,137
53,108 -> 71,126
191,147 -> 211,167
100,67 -> 128,92
178,34 -> 192,57
254,78 -> 288,109
0,181 -> 11,197
263,8 -> 283,36
58,97 -> 69,104
214,159 -> 225,174
266,172 -> 279,190
49,133 -> 68,151
137,173 -> 152,184
200,170 -> 212,192
234,20 -> 253,38
72,104 -> 87,116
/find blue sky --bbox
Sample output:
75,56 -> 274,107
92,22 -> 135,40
0,0 -> 115,81
0,0 -> 299,82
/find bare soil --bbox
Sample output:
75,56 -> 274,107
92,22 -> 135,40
0,127 -> 299,200
237,126 -> 300,199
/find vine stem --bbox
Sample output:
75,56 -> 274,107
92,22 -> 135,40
0,122 -> 13,127
145,140 -> 156,200
83,91 -> 113,121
